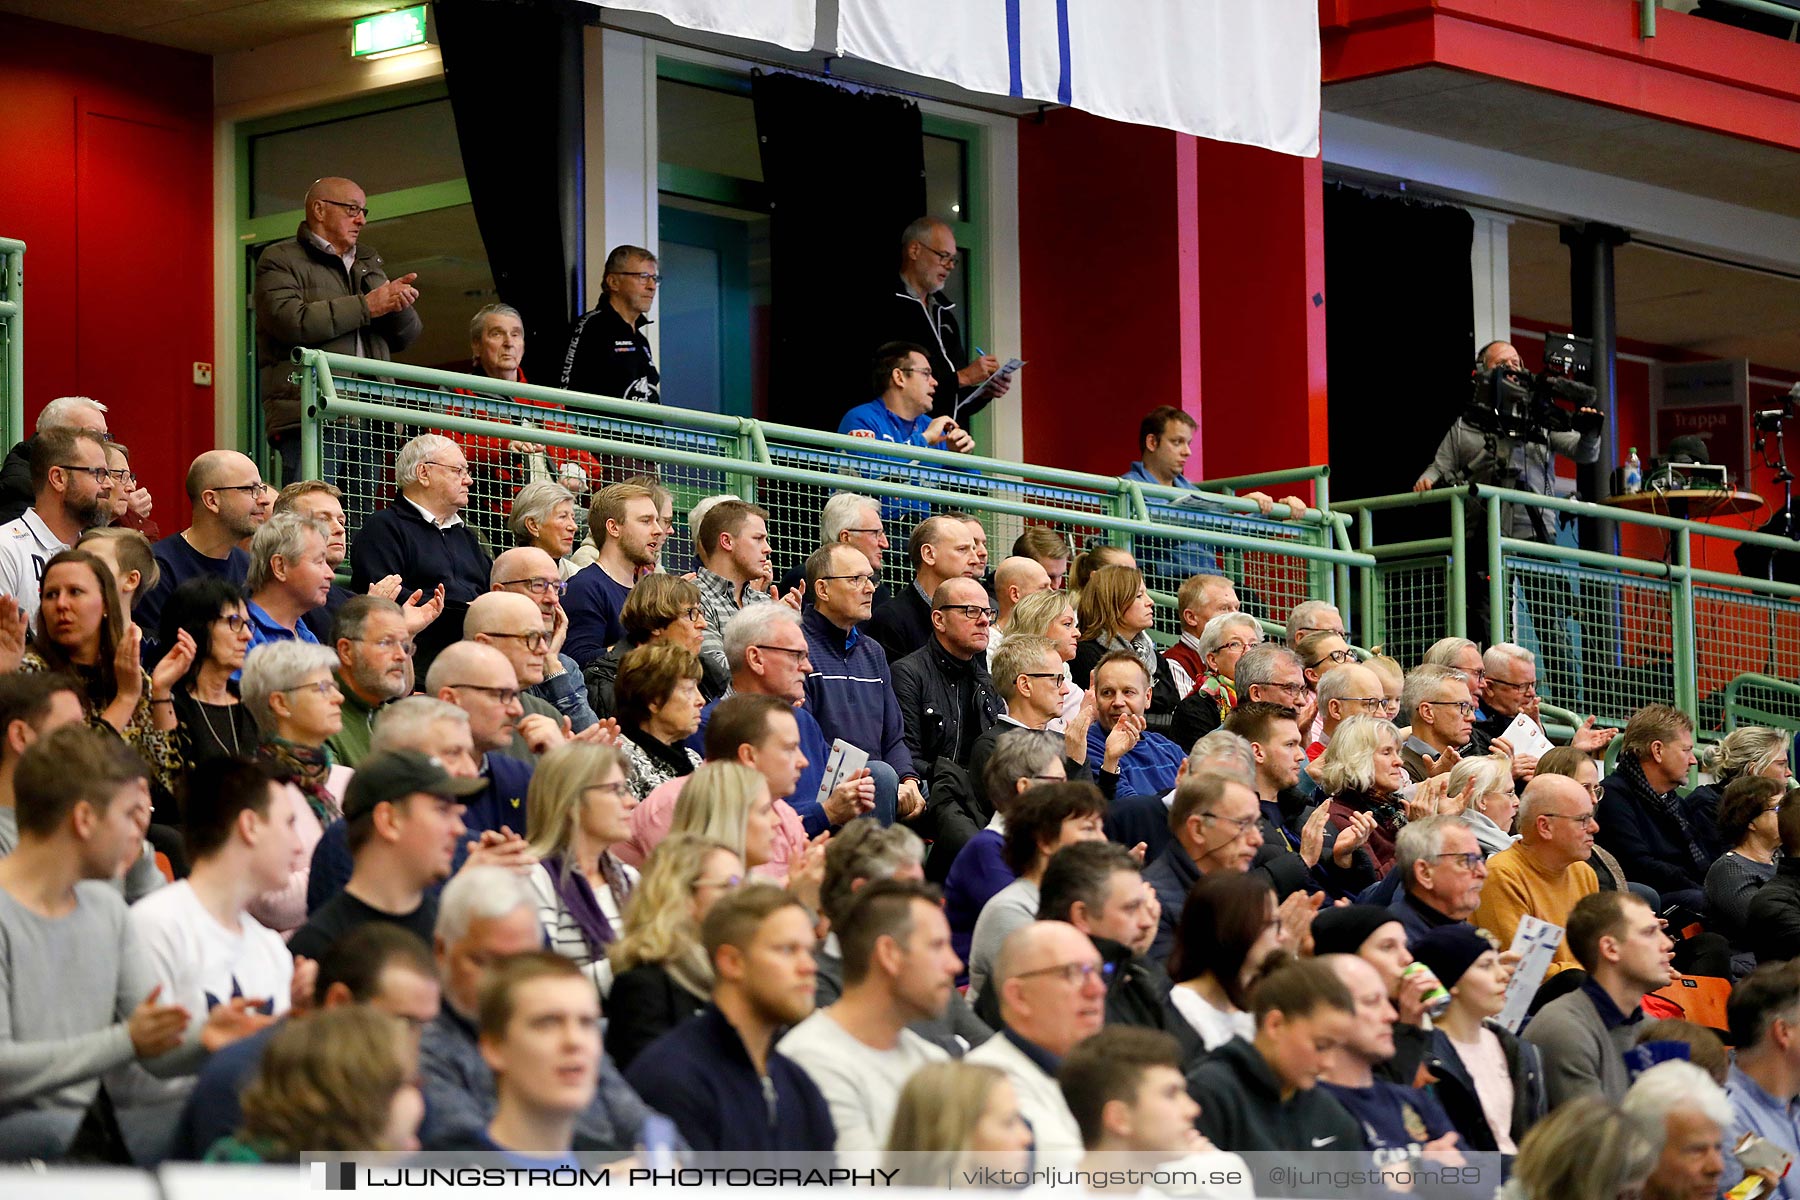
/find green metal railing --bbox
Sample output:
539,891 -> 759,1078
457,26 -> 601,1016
291,350 -> 1370,642
0,237 -> 21,452
1336,483 -> 1800,733
1724,674 -> 1800,735
1642,0 -> 1800,38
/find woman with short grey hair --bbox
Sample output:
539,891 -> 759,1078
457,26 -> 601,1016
506,480 -> 581,579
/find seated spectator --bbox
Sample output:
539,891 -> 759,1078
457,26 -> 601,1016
620,694 -> 810,881
1318,954 -> 1463,1166
423,644 -> 541,842
865,515 -> 983,665
1454,753 -> 1519,857
964,635 -> 1100,826
1168,873 -> 1288,1051
289,750 -> 483,962
273,481 -> 348,641
663,762 -> 790,894
692,499 -> 780,684
1535,746 -> 1641,898
1059,1026 -> 1222,1174
1310,904 -> 1439,1084
778,491 -> 893,609
893,578 -> 1002,774
1413,923 -> 1544,1155
559,245 -> 661,406
1390,813 -> 1487,943
1302,661 -> 1385,768
1399,663 -> 1475,783
482,549 -> 598,735
1708,776 -> 1783,961
464,591 -> 580,757
964,921 -> 1104,1167
1070,566 -> 1178,724
137,451 -> 272,646
1185,956 -> 1362,1153
524,742 -> 639,998
780,880 -> 956,1150
586,574 -> 718,720
243,512 -> 332,651
1068,545 -> 1135,605
1084,651 -> 1185,802
0,395 -> 114,525
1622,1059 -> 1732,1200
840,340 -> 976,452
1,428 -> 117,634
1103,726 -> 1255,865
1296,628 -> 1358,718
1316,713 -> 1418,878
241,641 -> 350,867
1746,796 -> 1800,966
1524,890 -> 1673,1107
1142,770 -> 1265,964
1476,642 -> 1618,777
0,727 -> 241,1158
1001,588 -> 1085,727
419,867 -> 656,1149
1285,598 -> 1346,647
349,433 -> 492,676
203,1006 -> 422,1162
433,952 -> 611,1160
20,549 -> 182,801
506,481 -> 582,581
1185,612 -> 1263,723
160,577 -> 261,773
1598,703 -> 1710,912
1688,725 -> 1791,865
884,1061 -> 1032,1186
111,757 -> 295,1154
605,834 -> 740,1071
944,729 -> 1067,960
614,643 -> 705,801
1722,961 -> 1800,1200
1011,528 -> 1072,591
1471,773 -> 1601,978
78,527 -> 158,627
1367,652 -> 1404,718
1172,643 -> 1312,760
1160,574 -> 1241,700
0,674 -> 86,855
966,783 -> 1108,1003
1507,1099 -> 1661,1200
1422,635 -> 1492,743
564,481 -> 663,667
986,555 -> 1053,663
625,883 -> 836,1151
1224,701 -> 1355,896
801,544 -> 924,821
323,595 -> 416,768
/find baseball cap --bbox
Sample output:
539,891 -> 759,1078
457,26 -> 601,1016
342,749 -> 485,822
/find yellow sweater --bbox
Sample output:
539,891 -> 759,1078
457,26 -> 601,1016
1471,844 -> 1599,976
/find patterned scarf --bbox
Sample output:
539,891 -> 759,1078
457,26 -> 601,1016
539,851 -> 633,955
1617,751 -> 1712,879
1099,630 -> 1161,685
259,738 -> 340,824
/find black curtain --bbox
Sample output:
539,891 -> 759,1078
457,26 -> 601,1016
753,71 -> 925,429
1324,185 -> 1475,541
435,0 -> 584,361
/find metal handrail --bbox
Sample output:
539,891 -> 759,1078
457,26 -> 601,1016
1642,0 -> 1800,38
0,237 -> 21,454
1723,673 -> 1800,733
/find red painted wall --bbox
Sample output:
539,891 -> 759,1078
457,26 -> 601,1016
0,14 -> 213,530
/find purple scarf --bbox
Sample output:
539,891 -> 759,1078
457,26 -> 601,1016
540,851 -> 632,955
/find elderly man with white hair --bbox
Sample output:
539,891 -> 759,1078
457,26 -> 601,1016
778,490 -> 893,608
0,395 -> 143,526
1623,1060 -> 1733,1200
351,432 -> 493,677
1475,641 -> 1620,777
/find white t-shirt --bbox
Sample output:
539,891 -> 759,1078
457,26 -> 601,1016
1168,986 -> 1256,1052
779,1010 -> 948,1152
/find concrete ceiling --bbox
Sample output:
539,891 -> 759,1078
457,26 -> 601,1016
0,0 -> 396,54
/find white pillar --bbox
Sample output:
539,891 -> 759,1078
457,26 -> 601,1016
1469,207 -> 1514,350
590,28 -> 660,357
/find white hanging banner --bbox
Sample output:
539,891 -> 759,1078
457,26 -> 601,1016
596,1 -> 816,52
837,0 -> 1321,158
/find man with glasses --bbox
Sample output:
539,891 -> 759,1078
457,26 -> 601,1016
1389,815 -> 1488,944
1472,774 -> 1601,979
1173,642 -> 1315,759
867,514 -> 986,666
964,921 -> 1104,1166
462,593 -> 575,762
839,342 -> 975,453
865,217 -> 1007,424
559,244 -> 661,407
1311,662 -> 1388,763
422,642 -> 544,852
324,595 -> 416,768
137,450 -> 271,646
1477,642 -> 1619,777
352,434 -> 493,678
1399,664 -> 1476,784
1143,769 -> 1267,964
0,427 -> 113,631
892,577 -> 1002,776
489,546 -> 596,733
255,176 -> 422,483
0,396 -> 119,526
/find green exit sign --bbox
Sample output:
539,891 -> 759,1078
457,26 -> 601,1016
351,6 -> 430,59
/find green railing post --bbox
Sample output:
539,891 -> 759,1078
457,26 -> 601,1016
1641,0 -> 1656,37
739,419 -> 771,507
1485,492 -> 1504,646
296,354 -> 325,482
1119,482 -> 1150,561
1448,492 -> 1467,639
1673,528 -> 1699,716
1358,508 -> 1379,650
0,238 -> 23,452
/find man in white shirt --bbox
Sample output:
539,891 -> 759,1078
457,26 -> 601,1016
0,427 -> 113,628
779,879 -> 958,1150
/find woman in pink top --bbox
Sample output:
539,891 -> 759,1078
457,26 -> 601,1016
616,760 -> 805,882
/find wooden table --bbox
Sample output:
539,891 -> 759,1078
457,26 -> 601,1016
1600,489 -> 1764,521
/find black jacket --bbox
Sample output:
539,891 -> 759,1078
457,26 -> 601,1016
1681,781 -> 1728,864
1596,766 -> 1710,898
1187,1034 -> 1365,1158
1747,857 -> 1800,964
348,499 -> 493,675
1168,688 -> 1222,757
1424,1022 -> 1545,1153
0,436 -> 34,526
864,583 -> 932,666
604,961 -> 707,1073
1142,839 -> 1201,966
560,303 -> 660,405
892,637 -> 1001,773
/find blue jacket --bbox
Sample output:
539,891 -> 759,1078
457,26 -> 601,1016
1086,722 -> 1185,801
624,1004 -> 835,1153
837,399 -> 930,445
1121,460 -> 1220,578
800,606 -> 916,781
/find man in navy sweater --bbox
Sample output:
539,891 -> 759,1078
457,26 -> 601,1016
350,434 -> 492,679
137,450 -> 273,648
625,884 -> 835,1153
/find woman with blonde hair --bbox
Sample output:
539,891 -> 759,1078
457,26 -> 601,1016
667,761 -> 777,872
204,1006 -> 423,1161
524,741 -> 640,997
1005,588 -> 1084,725
884,1061 -> 1032,1186
1685,724 -> 1792,861
1499,1100 -> 1659,1200
604,833 -> 742,1070
1452,753 -> 1519,856
1069,563 -> 1179,727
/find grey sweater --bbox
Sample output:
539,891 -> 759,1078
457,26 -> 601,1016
0,881 -> 202,1118
1521,986 -> 1635,1108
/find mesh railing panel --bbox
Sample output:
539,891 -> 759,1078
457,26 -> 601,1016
1370,558 -> 1450,669
1136,497 -> 1324,641
1695,586 -> 1800,731
1725,676 -> 1800,735
1504,557 -> 1675,727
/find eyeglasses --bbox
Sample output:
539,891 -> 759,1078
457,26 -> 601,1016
1342,696 -> 1386,711
841,527 -> 884,536
1014,960 -> 1112,986
103,467 -> 135,484
938,604 -> 997,622
752,644 -> 810,661
1308,648 -> 1359,668
358,636 -> 417,656
1028,774 -> 1067,784
1426,698 -> 1477,717
914,242 -> 961,268
1543,809 -> 1598,825
498,577 -> 568,597
448,683 -> 522,706
819,573 -> 877,589
678,606 -> 704,624
423,461 -> 473,480
1433,852 -> 1486,870
57,465 -> 113,484
899,367 -> 937,379
282,680 -> 341,699
612,270 -> 663,284
214,613 -> 248,632
1018,672 -> 1065,683
318,198 -> 369,218
1264,681 -> 1308,698
1218,639 -> 1259,655
488,630 -> 549,652
583,781 -> 632,800
1199,811 -> 1261,838
212,481 -> 272,497
1488,677 -> 1538,695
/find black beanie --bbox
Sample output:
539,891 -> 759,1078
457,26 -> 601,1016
1410,924 -> 1495,990
1310,904 -> 1402,957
